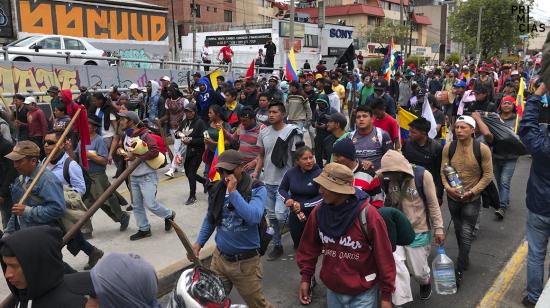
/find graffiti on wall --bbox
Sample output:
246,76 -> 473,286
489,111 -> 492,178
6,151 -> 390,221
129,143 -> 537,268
17,0 -> 168,42
118,49 -> 154,69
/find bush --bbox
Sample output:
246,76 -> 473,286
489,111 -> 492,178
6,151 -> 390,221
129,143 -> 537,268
446,52 -> 461,64
364,58 -> 385,72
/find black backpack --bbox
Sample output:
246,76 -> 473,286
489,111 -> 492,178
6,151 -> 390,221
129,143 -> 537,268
63,157 -> 93,200
237,179 -> 272,256
448,140 -> 500,209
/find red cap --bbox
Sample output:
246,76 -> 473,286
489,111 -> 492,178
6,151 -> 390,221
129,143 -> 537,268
501,96 -> 516,104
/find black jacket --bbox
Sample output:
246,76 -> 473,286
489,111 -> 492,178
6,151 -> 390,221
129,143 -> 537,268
264,42 -> 276,57
0,226 -> 86,308
176,117 -> 207,153
0,137 -> 17,201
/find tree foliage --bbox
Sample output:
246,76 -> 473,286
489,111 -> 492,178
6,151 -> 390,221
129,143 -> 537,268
356,19 -> 409,48
449,0 -> 533,58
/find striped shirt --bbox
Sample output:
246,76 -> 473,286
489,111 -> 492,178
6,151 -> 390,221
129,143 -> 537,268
352,163 -> 384,208
237,123 -> 264,163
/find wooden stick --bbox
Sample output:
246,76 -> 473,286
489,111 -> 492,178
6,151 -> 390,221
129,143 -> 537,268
18,108 -> 82,205
170,220 -> 203,267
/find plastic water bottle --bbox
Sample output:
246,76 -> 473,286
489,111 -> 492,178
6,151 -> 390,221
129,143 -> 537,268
443,164 -> 465,194
432,247 -> 457,295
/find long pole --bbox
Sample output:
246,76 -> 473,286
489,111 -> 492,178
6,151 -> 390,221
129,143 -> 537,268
400,0 -> 404,55
192,0 -> 197,65
476,7 -> 483,58
170,0 -> 178,61
289,0 -> 295,51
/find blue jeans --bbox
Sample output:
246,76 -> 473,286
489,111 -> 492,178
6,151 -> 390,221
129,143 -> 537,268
526,210 -> 550,302
265,184 -> 289,246
326,284 -> 379,308
493,158 -> 518,209
131,172 -> 173,231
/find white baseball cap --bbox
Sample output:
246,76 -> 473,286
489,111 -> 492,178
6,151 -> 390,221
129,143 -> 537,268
23,97 -> 36,105
161,76 -> 171,82
129,83 -> 139,90
456,115 -> 476,129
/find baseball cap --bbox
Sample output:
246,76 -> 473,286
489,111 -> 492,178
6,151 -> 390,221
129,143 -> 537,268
161,76 -> 171,82
313,163 -> 355,195
117,111 -> 141,124
216,150 -> 244,171
453,80 -> 467,88
511,70 -> 519,76
193,72 -> 201,77
456,115 -> 476,129
5,141 -> 40,160
332,138 -> 356,161
315,94 -> 330,106
374,80 -> 387,91
328,112 -> 348,129
23,97 -> 36,105
129,83 -> 139,90
47,86 -> 59,93
184,103 -> 197,112
315,73 -> 323,80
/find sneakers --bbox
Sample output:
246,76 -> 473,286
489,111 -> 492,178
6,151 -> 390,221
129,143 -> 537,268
185,196 -> 197,205
495,207 -> 506,220
522,296 -> 536,308
84,248 -> 104,270
130,230 -> 152,241
267,245 -> 283,261
164,168 -> 175,178
119,213 -> 130,232
455,269 -> 463,289
419,283 -> 432,300
165,211 -> 176,231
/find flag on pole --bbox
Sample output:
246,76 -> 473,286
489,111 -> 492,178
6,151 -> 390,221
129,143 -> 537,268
208,129 -> 225,182
335,43 -> 356,70
421,97 -> 438,139
398,107 -> 417,140
208,69 -> 223,91
245,59 -> 255,79
285,48 -> 298,81
514,77 -> 525,133
382,37 -> 395,81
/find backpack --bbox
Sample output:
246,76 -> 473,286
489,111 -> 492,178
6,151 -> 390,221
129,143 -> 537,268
63,157 -> 93,200
359,202 -> 415,251
146,133 -> 168,154
448,140 -> 500,209
239,179 -> 272,256
349,127 -> 384,147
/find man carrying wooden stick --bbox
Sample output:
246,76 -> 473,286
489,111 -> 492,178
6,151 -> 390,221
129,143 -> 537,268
4,141 -> 65,234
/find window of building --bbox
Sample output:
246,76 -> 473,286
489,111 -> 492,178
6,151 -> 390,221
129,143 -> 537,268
195,4 -> 201,17
214,7 -> 217,12
381,1 -> 390,10
304,34 -> 318,47
224,10 -> 233,22
367,16 -> 380,26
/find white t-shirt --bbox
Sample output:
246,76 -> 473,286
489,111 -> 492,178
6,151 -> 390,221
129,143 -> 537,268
95,108 -> 117,139
202,46 -> 212,61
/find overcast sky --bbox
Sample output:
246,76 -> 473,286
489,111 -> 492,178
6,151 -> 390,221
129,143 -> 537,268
532,0 -> 550,22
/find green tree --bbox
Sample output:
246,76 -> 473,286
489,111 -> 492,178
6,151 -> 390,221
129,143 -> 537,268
449,0 -> 533,58
357,19 -> 409,48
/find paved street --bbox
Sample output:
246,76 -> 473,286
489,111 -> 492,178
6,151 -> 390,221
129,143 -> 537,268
159,156 -> 535,307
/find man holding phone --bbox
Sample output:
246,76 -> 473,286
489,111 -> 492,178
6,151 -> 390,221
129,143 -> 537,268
191,150 -> 273,308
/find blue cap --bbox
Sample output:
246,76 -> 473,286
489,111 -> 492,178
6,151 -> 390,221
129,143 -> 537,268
438,247 -> 446,255
453,80 -> 467,88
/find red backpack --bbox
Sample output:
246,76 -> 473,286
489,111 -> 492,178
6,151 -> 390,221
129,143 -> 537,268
145,133 -> 168,154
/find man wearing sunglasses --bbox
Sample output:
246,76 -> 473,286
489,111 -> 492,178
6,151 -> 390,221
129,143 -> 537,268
191,150 -> 273,308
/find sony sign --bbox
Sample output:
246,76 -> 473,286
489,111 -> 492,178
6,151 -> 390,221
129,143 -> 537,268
329,28 -> 353,39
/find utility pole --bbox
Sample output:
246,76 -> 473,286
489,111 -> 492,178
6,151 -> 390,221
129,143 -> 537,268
475,6 -> 483,59
289,0 -> 295,52
170,0 -> 177,61
318,0 -> 325,61
400,0 -> 404,55
192,0 -> 197,64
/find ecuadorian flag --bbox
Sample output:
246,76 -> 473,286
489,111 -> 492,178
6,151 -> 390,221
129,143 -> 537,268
398,107 -> 417,140
398,107 -> 446,143
208,129 -> 225,182
285,48 -> 298,81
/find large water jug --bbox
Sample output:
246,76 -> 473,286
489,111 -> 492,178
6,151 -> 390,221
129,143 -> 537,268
432,247 -> 457,295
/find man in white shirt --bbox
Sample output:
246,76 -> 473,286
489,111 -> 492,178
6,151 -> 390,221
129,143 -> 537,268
201,42 -> 212,71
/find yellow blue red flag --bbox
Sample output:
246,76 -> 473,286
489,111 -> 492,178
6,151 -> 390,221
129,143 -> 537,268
285,48 -> 298,81
208,129 -> 225,182
398,107 -> 417,140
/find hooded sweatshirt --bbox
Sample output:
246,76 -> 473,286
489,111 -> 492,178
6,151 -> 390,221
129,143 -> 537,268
378,150 -> 444,235
0,226 -> 86,308
196,77 -> 224,122
60,89 -> 79,117
297,189 -> 395,301
146,80 -> 161,121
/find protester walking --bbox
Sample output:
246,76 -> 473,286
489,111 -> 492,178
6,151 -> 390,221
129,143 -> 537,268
163,83 -> 188,178
351,105 -> 393,171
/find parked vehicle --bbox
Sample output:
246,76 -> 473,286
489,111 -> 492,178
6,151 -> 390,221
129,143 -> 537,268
2,35 -> 109,66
